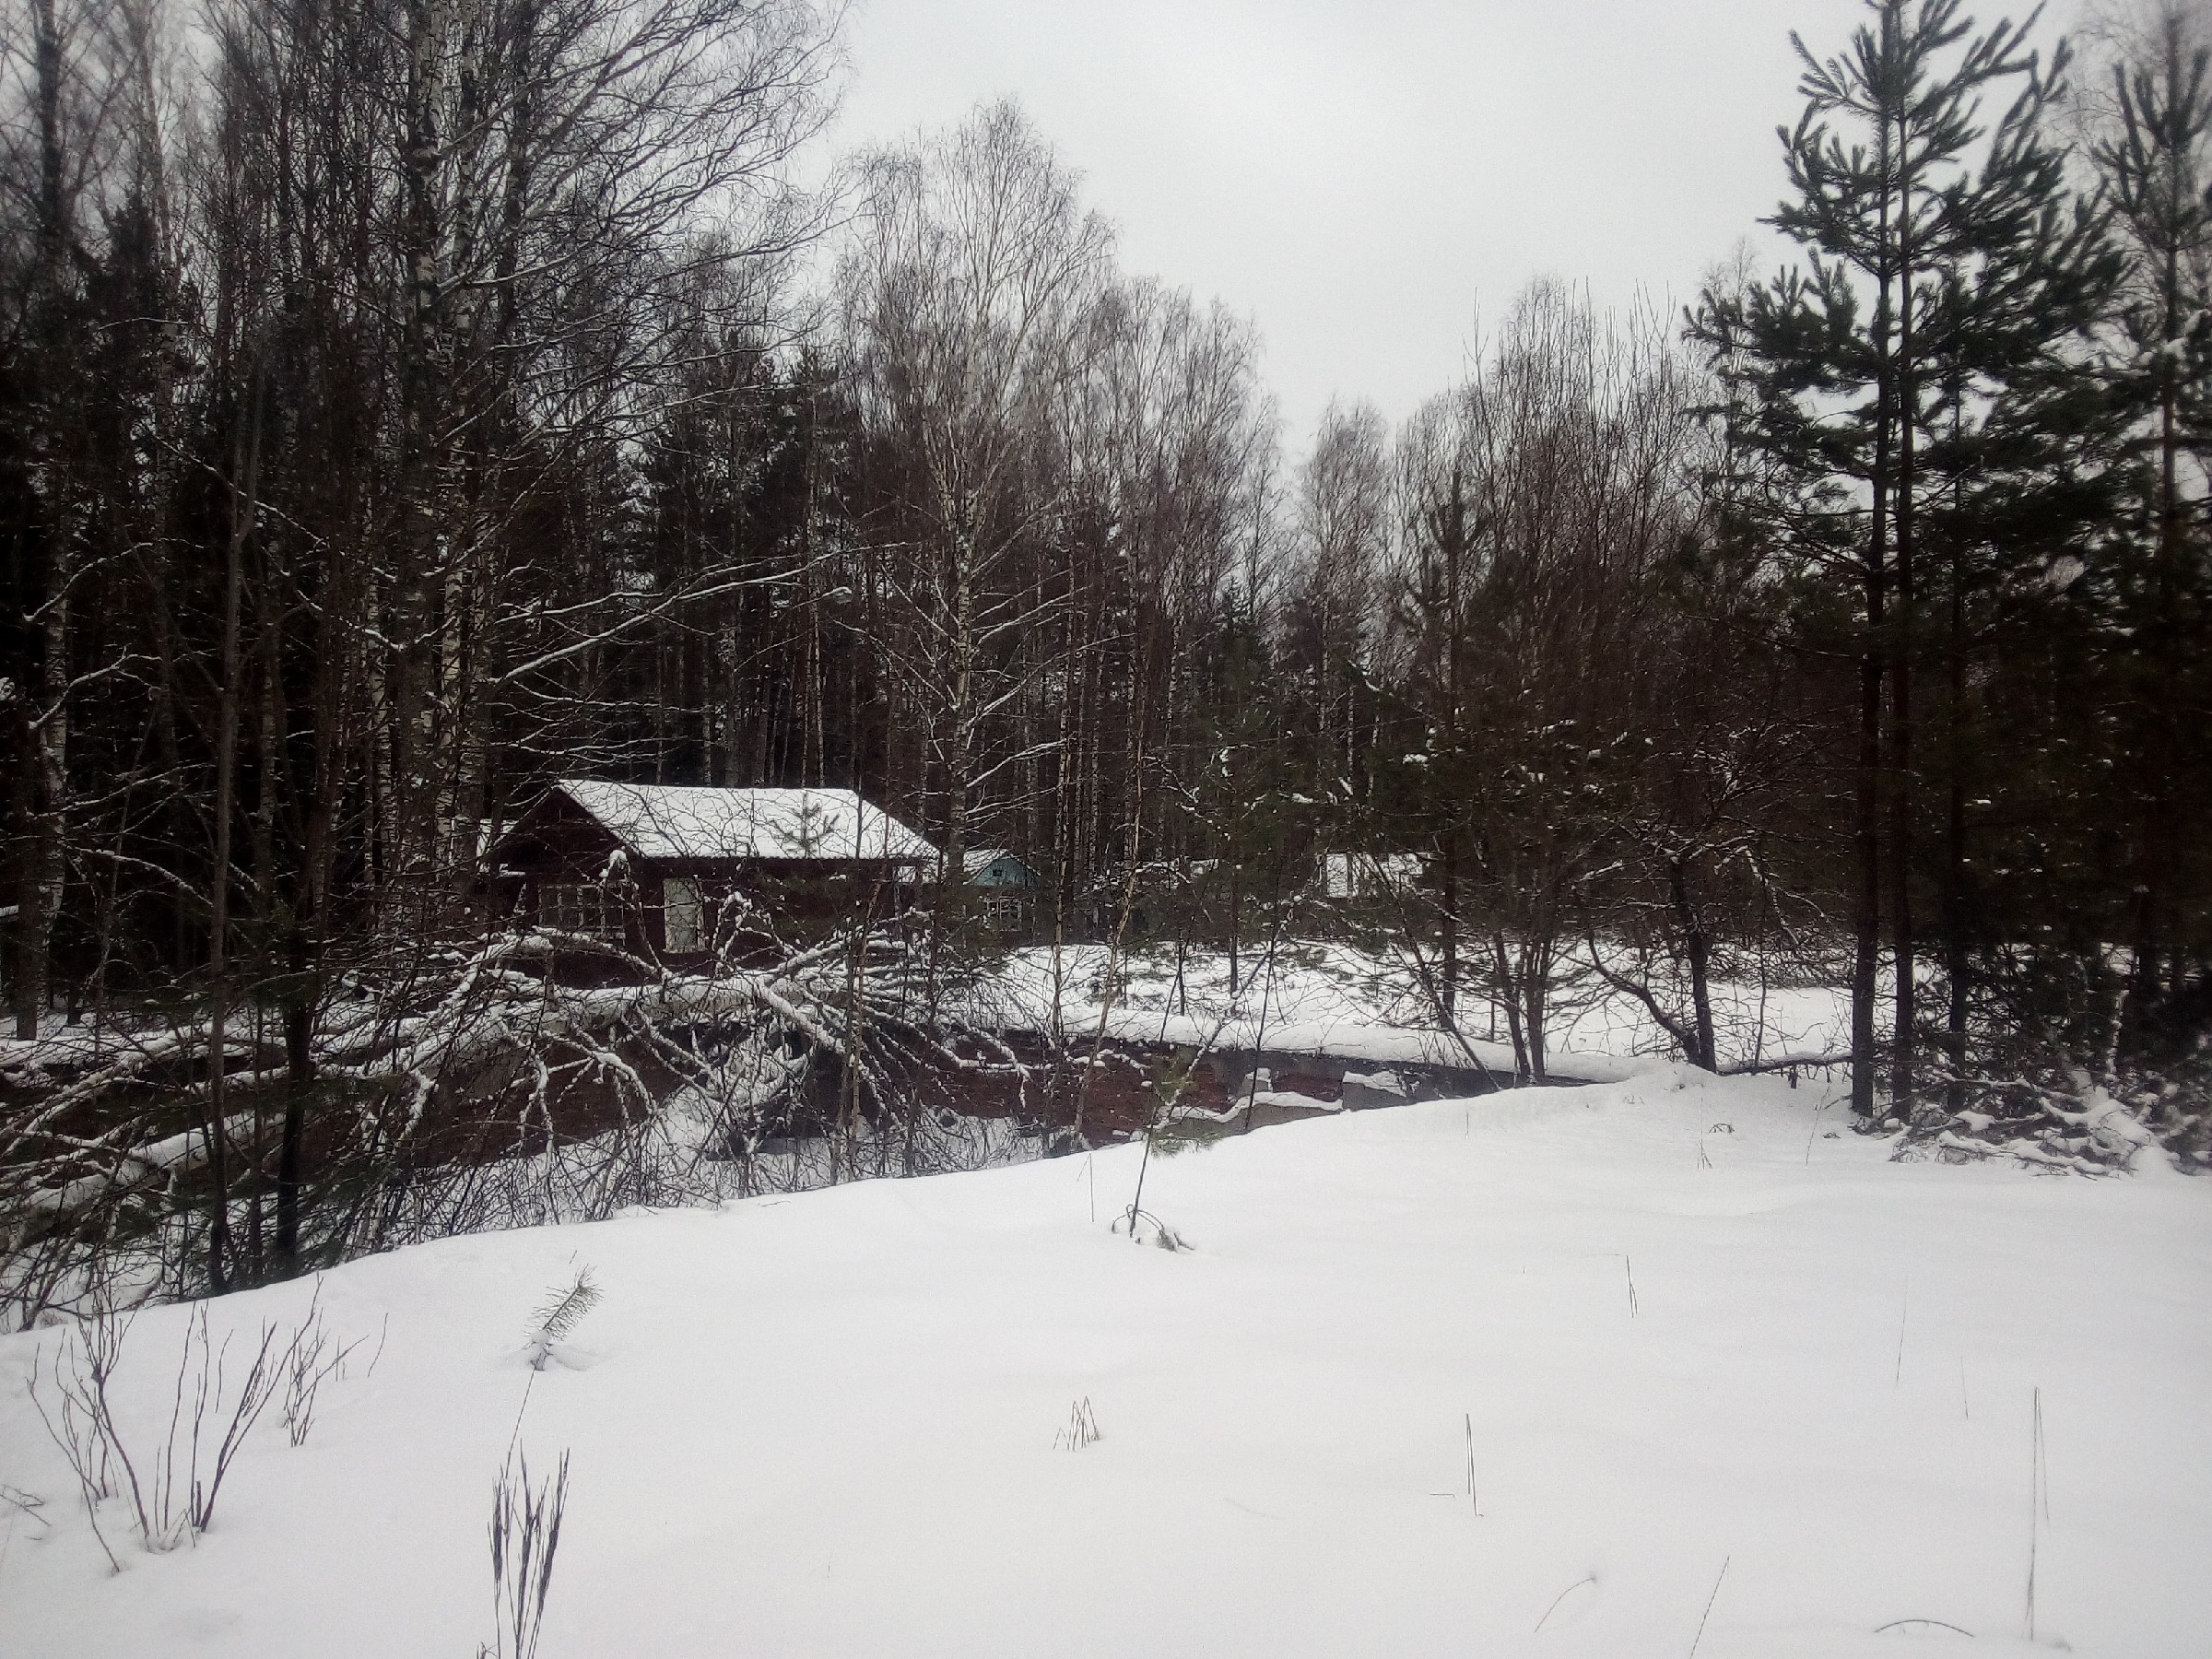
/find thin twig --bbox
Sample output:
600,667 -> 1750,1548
1465,1412 -> 1480,1515
1688,1555 -> 1730,1658
1534,1574 -> 1595,1634
2028,1385 -> 2046,1641
1894,1277 -> 1909,1388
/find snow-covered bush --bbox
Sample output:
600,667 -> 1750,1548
1900,1062 -> 2202,1176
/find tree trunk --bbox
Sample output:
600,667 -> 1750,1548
1494,933 -> 1529,1083
1853,266 -> 1893,1121
2127,218 -> 2185,1052
1890,123 -> 1918,1111
206,383 -> 264,1295
13,0 -> 72,1041
1670,856 -> 1717,1071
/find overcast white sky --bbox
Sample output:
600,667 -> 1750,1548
823,0 -> 2088,453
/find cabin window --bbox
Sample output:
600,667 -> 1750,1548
986,893 -> 1023,924
543,882 -> 618,941
663,877 -> 702,951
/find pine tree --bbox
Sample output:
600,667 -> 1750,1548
2092,10 -> 2212,1057
1691,0 -> 2123,1115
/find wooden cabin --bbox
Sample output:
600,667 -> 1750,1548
493,782 -> 939,969
962,850 -> 1041,934
1319,851 -> 1429,901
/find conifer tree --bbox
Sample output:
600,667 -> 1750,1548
2092,9 -> 2212,1056
1692,0 -> 2122,1115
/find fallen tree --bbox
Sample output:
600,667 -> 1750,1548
0,921 -> 1044,1326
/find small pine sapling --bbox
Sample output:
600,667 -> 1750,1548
525,1269 -> 602,1371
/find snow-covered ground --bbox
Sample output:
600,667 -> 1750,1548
2,1065 -> 2203,1657
989,940 -> 1849,1081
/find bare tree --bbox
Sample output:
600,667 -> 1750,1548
1373,283 -> 1696,1080
841,100 -> 1112,923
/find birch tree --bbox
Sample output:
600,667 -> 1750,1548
842,101 -> 1112,903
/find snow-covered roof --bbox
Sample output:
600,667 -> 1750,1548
548,782 -> 938,866
959,849 -> 1039,887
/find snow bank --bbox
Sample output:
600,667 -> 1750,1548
1,1069 -> 2205,1657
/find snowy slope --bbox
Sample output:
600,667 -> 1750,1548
1,1070 -> 2205,1658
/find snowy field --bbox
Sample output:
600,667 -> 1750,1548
3,1065 -> 2205,1657
989,940 -> 1850,1081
